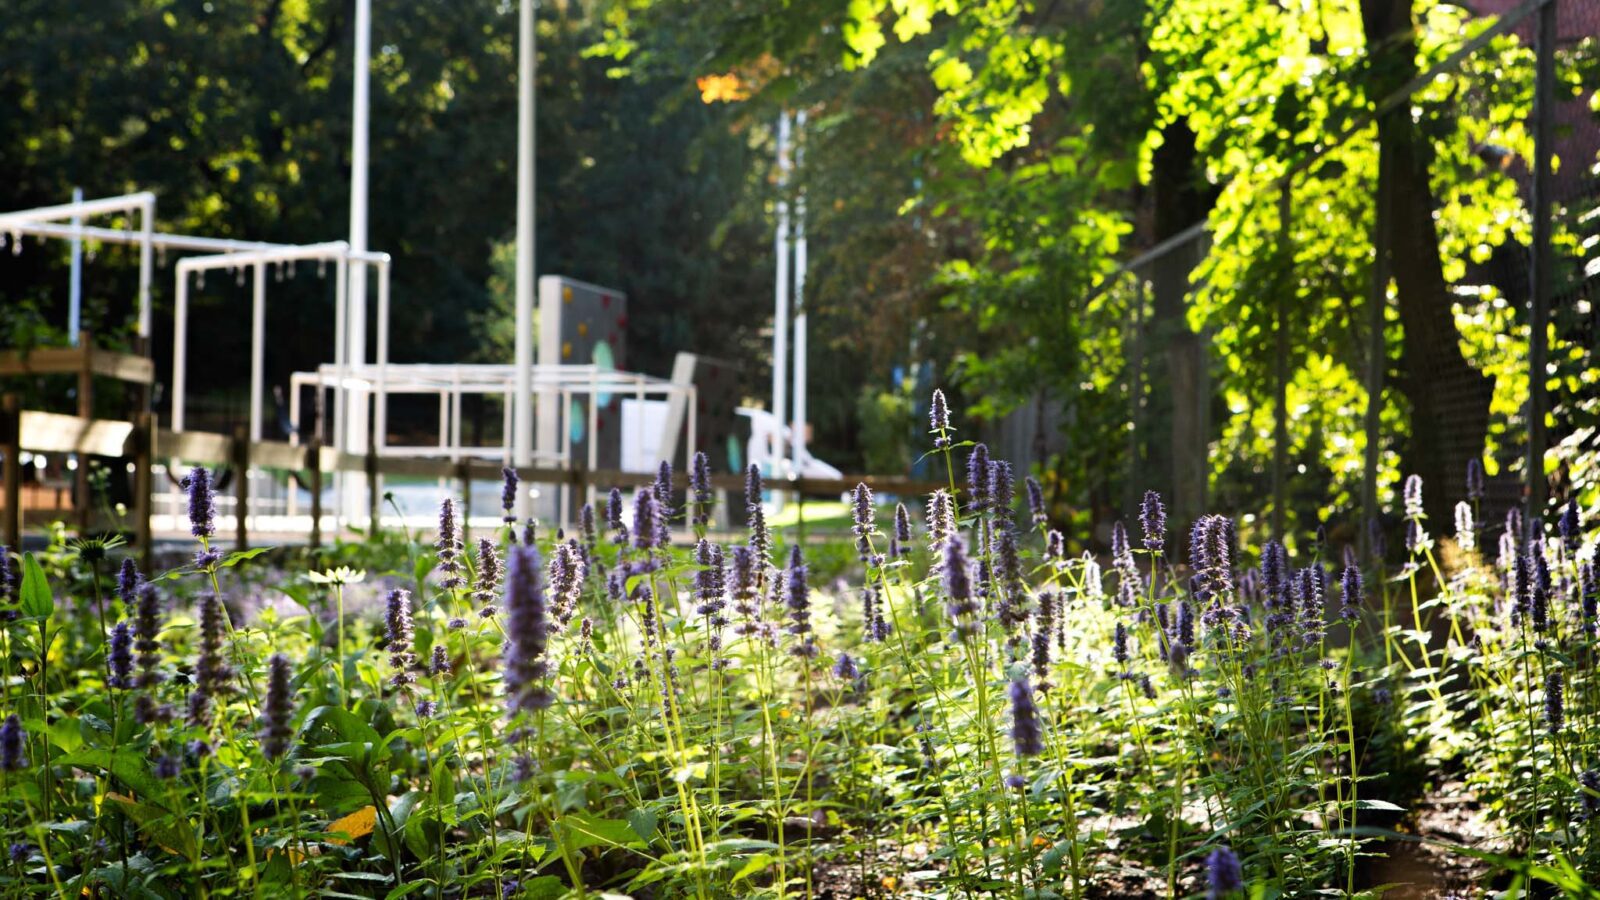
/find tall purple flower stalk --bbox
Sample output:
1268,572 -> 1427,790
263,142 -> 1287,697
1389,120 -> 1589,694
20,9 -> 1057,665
501,467 -> 520,524
384,590 -> 416,687
633,488 -> 660,551
437,499 -> 465,590
690,451 -> 713,529
860,585 -> 888,643
654,461 -> 675,537
1560,499 -> 1583,553
1455,502 -> 1477,552
108,621 -> 134,689
1032,592 -> 1055,691
1025,476 -> 1046,528
133,584 -> 169,724
549,541 -> 587,629
851,483 -> 875,561
966,444 -> 991,511
1546,670 -> 1565,734
260,653 -> 294,760
695,542 -> 728,668
504,544 -> 553,714
577,503 -> 598,571
1403,474 -> 1425,520
892,503 -> 913,558
117,558 -> 141,609
927,489 -> 956,552
0,547 -> 13,610
0,715 -> 25,771
785,545 -> 816,657
942,535 -> 980,639
1466,458 -> 1484,501
746,465 -> 772,567
429,644 -> 452,677
988,460 -> 1014,522
1190,515 -> 1234,596
183,466 -> 216,540
607,487 -> 629,544
730,545 -> 760,634
475,537 -> 503,614
1206,846 -> 1244,899
1339,565 -> 1362,622
1140,490 -> 1166,553
187,594 -> 232,727
929,388 -> 951,449
1008,678 -> 1044,757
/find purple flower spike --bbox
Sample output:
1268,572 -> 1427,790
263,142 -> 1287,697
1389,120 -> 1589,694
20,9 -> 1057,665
183,467 -> 216,540
1206,845 -> 1244,899
504,544 -> 553,715
260,653 -> 294,760
501,467 -> 520,523
1008,678 -> 1044,757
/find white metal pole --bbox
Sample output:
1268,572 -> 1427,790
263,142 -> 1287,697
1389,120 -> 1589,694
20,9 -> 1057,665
251,261 -> 266,441
771,111 -> 792,480
137,198 -> 153,343
346,0 -> 373,521
172,273 -> 189,432
376,260 -> 390,452
68,187 -> 82,345
791,112 -> 808,477
512,0 -> 538,518
333,256 -> 348,453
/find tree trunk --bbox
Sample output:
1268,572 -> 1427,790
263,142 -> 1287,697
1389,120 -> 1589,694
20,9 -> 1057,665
1362,0 -> 1493,523
1145,122 -> 1213,536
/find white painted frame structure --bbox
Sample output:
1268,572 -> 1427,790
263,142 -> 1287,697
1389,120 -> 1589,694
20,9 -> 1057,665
287,362 -> 697,524
0,192 -> 155,341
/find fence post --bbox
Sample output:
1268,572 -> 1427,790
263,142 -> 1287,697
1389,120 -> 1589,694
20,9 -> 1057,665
232,425 -> 250,551
366,445 -> 379,536
133,411 -> 154,573
1271,179 -> 1293,540
457,459 -> 472,546
308,437 -> 323,550
1526,0 -> 1557,519
2,394 -> 20,550
76,329 -> 94,533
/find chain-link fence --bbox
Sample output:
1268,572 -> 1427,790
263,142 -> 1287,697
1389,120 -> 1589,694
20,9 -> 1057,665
1052,0 -> 1600,551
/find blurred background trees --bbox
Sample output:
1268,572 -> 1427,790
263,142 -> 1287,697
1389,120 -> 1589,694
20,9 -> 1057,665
1,0 -> 1594,540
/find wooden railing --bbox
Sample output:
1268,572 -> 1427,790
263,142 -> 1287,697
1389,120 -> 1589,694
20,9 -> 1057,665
0,394 -> 945,568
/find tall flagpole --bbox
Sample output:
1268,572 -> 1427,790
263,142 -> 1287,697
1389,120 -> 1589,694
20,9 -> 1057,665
512,0 -> 537,517
790,112 -> 808,479
345,0 -> 373,518
771,112 -> 792,481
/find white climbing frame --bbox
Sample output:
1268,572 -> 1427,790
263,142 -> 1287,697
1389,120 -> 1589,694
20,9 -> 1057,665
0,192 -> 155,342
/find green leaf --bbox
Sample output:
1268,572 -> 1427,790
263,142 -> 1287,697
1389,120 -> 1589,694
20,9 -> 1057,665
732,852 -> 776,882
516,876 -> 567,900
46,718 -> 82,752
1357,798 -> 1406,811
554,812 -> 645,852
626,807 -> 658,843
105,793 -> 197,859
302,705 -> 384,749
219,546 -> 272,568
59,748 -> 169,802
20,553 -> 54,618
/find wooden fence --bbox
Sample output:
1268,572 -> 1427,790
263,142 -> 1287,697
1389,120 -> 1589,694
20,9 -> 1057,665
0,393 -> 946,569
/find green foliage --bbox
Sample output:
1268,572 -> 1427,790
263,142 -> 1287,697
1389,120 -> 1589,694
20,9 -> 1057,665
854,377 -> 916,474
9,421 -> 1599,896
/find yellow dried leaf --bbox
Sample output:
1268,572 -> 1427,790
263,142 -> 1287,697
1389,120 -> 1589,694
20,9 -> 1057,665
325,805 -> 378,845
